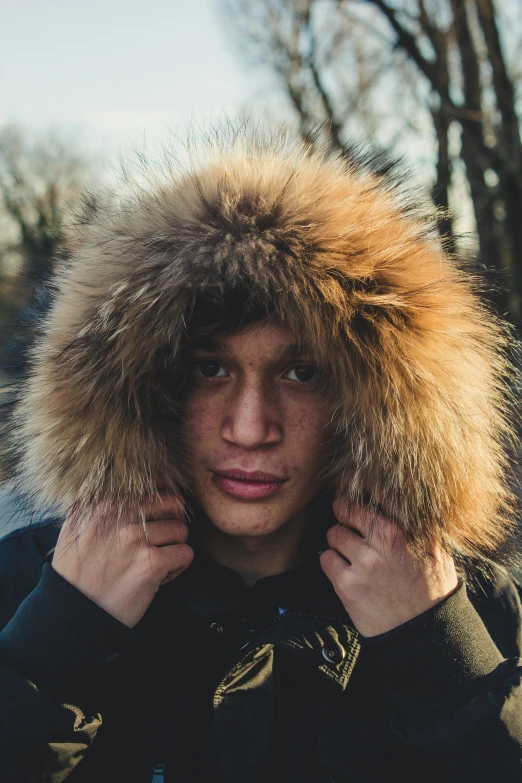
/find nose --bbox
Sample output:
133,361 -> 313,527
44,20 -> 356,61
220,380 -> 282,449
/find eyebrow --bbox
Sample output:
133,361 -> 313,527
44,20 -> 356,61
281,343 -> 315,357
186,338 -> 231,353
187,338 -> 314,358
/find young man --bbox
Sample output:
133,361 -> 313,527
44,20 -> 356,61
1,134 -> 521,782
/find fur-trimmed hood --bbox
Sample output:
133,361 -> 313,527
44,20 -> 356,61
8,132 -> 520,566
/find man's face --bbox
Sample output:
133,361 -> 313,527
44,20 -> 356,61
182,322 -> 331,537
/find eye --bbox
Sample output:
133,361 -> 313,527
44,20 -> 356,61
190,360 -> 228,379
284,364 -> 318,383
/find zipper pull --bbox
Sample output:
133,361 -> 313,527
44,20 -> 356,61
152,761 -> 166,782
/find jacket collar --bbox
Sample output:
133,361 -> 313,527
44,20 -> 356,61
174,506 -> 361,691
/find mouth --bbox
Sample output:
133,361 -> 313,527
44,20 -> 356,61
211,469 -> 288,500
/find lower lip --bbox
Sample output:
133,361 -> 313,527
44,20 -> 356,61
212,474 -> 286,500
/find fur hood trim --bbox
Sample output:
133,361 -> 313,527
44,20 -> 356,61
10,133 -> 519,565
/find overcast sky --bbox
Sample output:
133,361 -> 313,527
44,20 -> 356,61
0,0 -> 259,156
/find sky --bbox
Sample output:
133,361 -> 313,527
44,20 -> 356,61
0,0 -> 260,157
1,0 -> 519,242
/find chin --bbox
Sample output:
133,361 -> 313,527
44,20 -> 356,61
190,489 -> 304,538
211,518 -> 285,537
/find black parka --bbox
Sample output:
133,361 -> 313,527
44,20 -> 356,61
1,517 -> 522,782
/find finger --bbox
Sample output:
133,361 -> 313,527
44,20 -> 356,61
73,492 -> 185,531
333,502 -> 396,545
145,519 -> 188,547
332,501 -> 376,535
154,472 -> 170,489
333,493 -> 391,519
157,543 -> 194,580
319,548 -> 352,587
326,524 -> 368,562
139,491 -> 185,521
332,498 -> 352,525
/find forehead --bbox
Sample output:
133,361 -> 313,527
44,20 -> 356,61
188,323 -> 314,359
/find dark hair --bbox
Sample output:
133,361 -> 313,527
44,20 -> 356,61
151,286 -> 279,426
180,286 -> 276,351
174,285 -> 338,412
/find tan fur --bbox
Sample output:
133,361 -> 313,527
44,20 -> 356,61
10,132 -> 520,565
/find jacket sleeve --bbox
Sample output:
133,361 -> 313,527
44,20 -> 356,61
359,579 -> 522,781
0,561 -> 134,783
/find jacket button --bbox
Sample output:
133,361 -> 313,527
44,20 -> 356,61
321,642 -> 345,664
209,622 -> 224,639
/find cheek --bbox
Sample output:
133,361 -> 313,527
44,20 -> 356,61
286,403 -> 329,451
283,406 -> 331,487
180,399 -> 224,482
183,396 -> 221,446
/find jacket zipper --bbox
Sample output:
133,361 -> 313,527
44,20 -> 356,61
151,761 -> 165,782
154,611 -> 351,778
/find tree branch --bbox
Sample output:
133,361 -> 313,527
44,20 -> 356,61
449,0 -> 483,113
476,0 -> 522,167
362,0 -> 438,86
303,6 -> 346,151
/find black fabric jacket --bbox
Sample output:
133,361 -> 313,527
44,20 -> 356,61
1,518 -> 522,783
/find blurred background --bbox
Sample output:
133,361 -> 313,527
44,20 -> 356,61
0,0 -> 521,527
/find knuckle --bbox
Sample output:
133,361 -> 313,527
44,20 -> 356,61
173,520 -> 189,540
142,493 -> 184,522
169,543 -> 193,569
332,499 -> 350,523
352,505 -> 371,528
146,518 -> 188,540
182,543 -> 194,562
326,525 -> 339,547
159,490 -> 184,511
319,548 -> 336,569
162,520 -> 189,544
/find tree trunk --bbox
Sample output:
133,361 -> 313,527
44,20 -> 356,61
502,175 -> 522,316
431,107 -> 455,254
459,130 -> 511,315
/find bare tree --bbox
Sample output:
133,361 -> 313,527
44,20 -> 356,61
0,127 -> 91,346
223,0 -> 522,321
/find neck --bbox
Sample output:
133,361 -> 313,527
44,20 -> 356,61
191,504 -> 318,586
